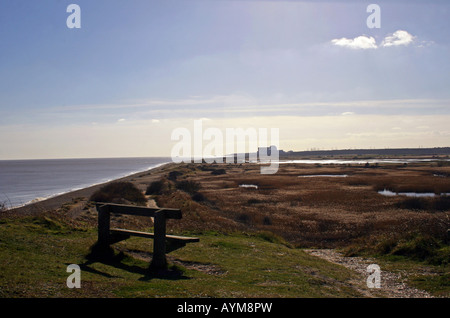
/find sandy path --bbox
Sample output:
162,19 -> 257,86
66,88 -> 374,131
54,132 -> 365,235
304,249 -> 434,298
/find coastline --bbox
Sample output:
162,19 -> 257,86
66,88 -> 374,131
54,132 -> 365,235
4,155 -> 449,217
5,162 -> 175,217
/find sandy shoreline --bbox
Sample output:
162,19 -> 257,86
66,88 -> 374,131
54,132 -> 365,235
4,162 -> 175,217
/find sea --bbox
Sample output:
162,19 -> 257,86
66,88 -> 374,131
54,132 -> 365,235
0,157 -> 171,209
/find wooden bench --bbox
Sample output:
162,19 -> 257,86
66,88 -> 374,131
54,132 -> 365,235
95,202 -> 199,269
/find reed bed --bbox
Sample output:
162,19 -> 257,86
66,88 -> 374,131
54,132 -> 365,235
147,162 -> 450,249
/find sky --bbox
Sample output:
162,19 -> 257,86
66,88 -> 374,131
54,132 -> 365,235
0,0 -> 449,159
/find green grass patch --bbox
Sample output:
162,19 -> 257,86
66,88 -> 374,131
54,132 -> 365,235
0,214 -> 368,298
408,273 -> 450,298
344,232 -> 449,265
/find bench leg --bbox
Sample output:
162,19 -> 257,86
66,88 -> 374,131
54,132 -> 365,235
88,205 -> 115,260
150,211 -> 167,269
98,205 -> 111,247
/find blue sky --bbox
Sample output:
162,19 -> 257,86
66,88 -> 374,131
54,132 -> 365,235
0,0 -> 449,159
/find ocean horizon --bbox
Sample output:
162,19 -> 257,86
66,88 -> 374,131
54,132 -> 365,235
0,157 -> 172,209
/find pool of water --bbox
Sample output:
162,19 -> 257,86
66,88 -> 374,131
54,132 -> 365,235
239,184 -> 259,189
278,158 -> 450,165
378,189 -> 450,197
298,174 -> 348,178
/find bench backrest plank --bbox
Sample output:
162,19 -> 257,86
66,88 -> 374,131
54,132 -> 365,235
95,202 -> 182,219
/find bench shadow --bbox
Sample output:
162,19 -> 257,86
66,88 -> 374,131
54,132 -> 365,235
82,243 -> 191,281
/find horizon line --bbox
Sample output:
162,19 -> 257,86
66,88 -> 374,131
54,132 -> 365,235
1,146 -> 449,161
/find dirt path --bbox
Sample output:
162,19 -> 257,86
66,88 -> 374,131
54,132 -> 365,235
304,249 -> 434,298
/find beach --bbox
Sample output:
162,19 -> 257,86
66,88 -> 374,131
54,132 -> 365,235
4,162 -> 175,217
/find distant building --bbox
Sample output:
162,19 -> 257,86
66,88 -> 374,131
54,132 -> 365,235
257,145 -> 277,160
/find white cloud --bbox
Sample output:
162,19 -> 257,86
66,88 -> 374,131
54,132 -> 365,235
117,118 -> 126,122
331,35 -> 377,50
381,30 -> 415,47
332,30 -> 418,50
417,40 -> 435,48
151,119 -> 160,123
341,112 -> 355,116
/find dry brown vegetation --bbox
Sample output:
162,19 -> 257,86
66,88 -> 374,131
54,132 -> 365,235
149,162 -> 450,250
17,160 -> 447,259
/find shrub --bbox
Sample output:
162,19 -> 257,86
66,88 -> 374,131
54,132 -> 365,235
198,165 -> 212,171
90,181 -> 147,205
0,201 -> 7,212
211,168 -> 226,175
236,213 -> 251,224
247,199 -> 262,205
175,180 -> 201,195
396,196 -> 450,211
146,180 -> 164,195
168,170 -> 183,181
263,216 -> 272,225
391,234 -> 442,261
396,198 -> 428,210
374,237 -> 398,255
191,192 -> 206,202
433,195 -> 450,211
437,160 -> 450,167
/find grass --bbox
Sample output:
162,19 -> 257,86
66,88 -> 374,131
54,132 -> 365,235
343,232 -> 449,265
408,273 -> 450,297
0,215 -> 97,297
341,232 -> 450,297
0,213 -> 368,298
361,254 -> 450,298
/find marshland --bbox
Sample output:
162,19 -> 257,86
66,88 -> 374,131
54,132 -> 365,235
153,161 -> 450,250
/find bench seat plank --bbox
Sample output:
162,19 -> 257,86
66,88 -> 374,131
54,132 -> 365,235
110,228 -> 199,243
